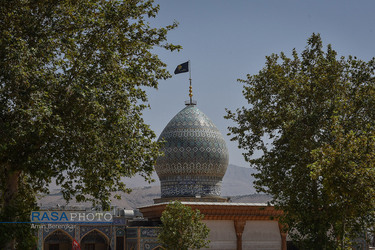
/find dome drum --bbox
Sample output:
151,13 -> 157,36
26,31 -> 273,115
161,179 -> 222,197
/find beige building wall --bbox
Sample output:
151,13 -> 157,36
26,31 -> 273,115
204,220 -> 237,250
203,220 -> 281,250
242,220 -> 281,250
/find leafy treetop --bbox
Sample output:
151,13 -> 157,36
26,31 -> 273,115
159,201 -> 210,250
226,33 -> 375,249
0,0 -> 180,248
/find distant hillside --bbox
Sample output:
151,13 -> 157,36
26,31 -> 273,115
221,164 -> 257,196
38,188 -> 271,210
230,194 -> 272,204
38,186 -> 161,210
39,164 -> 262,209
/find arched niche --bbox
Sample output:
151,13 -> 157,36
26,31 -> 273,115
44,229 -> 73,250
80,229 -> 110,250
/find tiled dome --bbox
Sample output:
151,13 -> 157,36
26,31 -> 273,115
155,104 -> 229,198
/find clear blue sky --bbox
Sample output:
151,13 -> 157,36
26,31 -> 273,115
142,0 -> 375,168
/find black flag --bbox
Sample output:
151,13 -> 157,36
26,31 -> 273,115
174,61 -> 189,74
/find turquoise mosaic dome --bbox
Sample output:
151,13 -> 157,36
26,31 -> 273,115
155,104 -> 229,198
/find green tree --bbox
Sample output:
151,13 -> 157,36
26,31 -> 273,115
226,34 -> 375,249
158,201 -> 210,250
0,0 -> 180,248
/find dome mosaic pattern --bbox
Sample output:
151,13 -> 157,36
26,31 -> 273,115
155,105 -> 229,198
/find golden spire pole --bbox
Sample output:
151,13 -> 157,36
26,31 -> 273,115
189,60 -> 192,105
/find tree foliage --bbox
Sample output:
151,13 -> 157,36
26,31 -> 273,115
0,0 -> 180,248
226,33 -> 375,249
158,201 -> 210,250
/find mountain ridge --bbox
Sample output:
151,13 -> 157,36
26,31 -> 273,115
39,164 -> 266,209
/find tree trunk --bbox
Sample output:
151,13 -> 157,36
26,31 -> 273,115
1,166 -> 21,250
2,168 -> 21,207
3,239 -> 16,250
